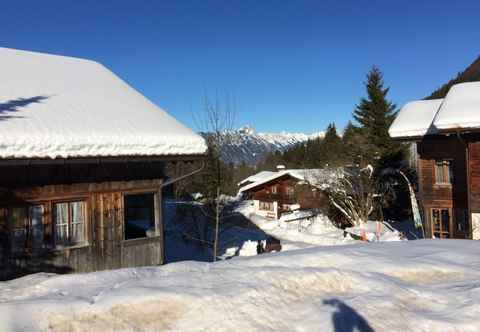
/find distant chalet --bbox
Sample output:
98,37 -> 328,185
389,82 -> 480,240
0,48 -> 207,279
238,167 -> 335,220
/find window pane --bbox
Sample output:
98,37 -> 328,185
432,209 -> 440,231
124,193 -> 155,240
447,161 -> 454,183
54,203 -> 69,246
29,205 -> 44,250
441,209 -> 450,234
10,207 -> 27,252
435,161 -> 444,183
70,202 -> 85,244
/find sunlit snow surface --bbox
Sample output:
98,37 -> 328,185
1,240 -> 479,331
0,48 -> 206,158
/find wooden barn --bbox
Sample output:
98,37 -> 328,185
0,48 -> 207,279
389,82 -> 480,240
238,167 -> 334,220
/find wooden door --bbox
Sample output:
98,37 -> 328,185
431,208 -> 452,238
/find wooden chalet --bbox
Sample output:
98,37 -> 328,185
389,82 -> 480,240
0,48 -> 207,279
238,167 -> 332,220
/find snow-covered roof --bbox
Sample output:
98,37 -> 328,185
237,171 -> 276,186
388,99 -> 443,138
433,82 -> 480,130
389,82 -> 480,139
238,168 -> 337,193
0,48 -> 207,159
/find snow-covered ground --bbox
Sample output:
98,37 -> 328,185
235,201 -> 403,251
1,240 -> 479,331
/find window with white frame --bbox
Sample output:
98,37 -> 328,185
53,201 -> 86,247
434,160 -> 453,184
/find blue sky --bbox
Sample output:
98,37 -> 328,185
1,1 -> 479,133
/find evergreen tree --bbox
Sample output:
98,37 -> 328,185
319,123 -> 343,167
353,66 -> 402,164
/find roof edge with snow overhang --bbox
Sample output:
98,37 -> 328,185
238,168 -> 338,193
0,47 -> 207,160
389,82 -> 480,140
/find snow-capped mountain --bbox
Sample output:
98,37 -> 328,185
203,125 -> 324,166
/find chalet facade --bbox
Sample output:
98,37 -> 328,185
238,168 -> 332,220
389,82 -> 480,240
0,48 -> 207,279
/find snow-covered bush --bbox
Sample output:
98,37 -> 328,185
326,165 -> 378,227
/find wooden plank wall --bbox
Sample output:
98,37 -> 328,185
417,136 -> 468,238
0,179 -> 164,277
468,141 -> 480,213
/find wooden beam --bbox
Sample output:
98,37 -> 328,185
0,154 -> 206,166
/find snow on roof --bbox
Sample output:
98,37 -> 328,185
238,168 -> 338,193
237,171 -> 276,186
390,82 -> 480,139
432,82 -> 480,130
388,99 -> 443,138
0,48 -> 207,159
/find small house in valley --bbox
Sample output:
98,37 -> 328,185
0,48 -> 207,279
238,167 -> 334,220
389,82 -> 480,240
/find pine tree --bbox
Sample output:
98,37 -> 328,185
353,66 -> 401,163
319,123 -> 343,167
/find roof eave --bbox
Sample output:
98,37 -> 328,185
0,153 -> 207,166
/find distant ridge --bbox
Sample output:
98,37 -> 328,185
202,125 -> 324,166
426,56 -> 480,99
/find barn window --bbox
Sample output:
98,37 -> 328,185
54,201 -> 86,247
9,205 -> 44,252
434,160 -> 453,184
124,193 -> 156,240
271,185 -> 277,194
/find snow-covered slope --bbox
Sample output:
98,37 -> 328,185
204,125 -> 324,165
1,240 -> 479,331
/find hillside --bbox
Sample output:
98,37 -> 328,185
426,56 -> 480,99
203,125 -> 324,166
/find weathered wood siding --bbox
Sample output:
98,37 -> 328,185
0,179 -> 164,278
468,140 -> 480,213
417,136 -> 469,238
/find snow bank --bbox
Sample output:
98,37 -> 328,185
345,220 -> 404,242
0,48 -> 207,159
1,240 -> 480,331
237,202 -> 356,250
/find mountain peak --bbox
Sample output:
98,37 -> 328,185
238,125 -> 256,135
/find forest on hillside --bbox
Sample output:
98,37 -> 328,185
181,55 -> 480,200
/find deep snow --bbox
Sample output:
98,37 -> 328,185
1,240 -> 480,331
0,48 -> 206,158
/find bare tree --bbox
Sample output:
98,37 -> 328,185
193,93 -> 237,261
326,165 -> 378,227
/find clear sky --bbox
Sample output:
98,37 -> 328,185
1,1 -> 479,134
